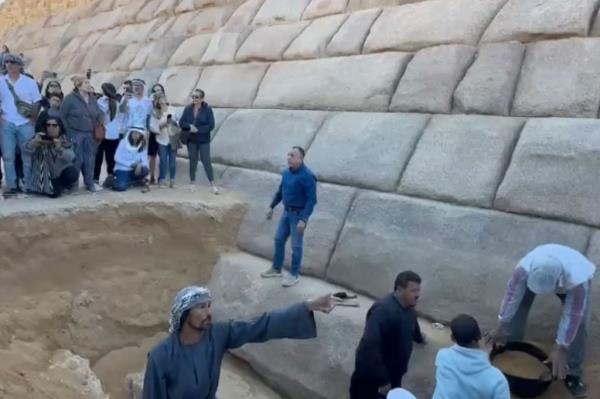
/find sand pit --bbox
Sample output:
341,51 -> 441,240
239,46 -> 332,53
0,198 -> 282,398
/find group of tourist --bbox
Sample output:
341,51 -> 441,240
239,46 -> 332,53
0,52 -> 219,199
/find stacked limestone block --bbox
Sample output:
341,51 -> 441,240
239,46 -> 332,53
5,0 -> 600,397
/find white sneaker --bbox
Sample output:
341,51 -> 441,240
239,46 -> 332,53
261,267 -> 282,278
94,183 -> 104,192
282,273 -> 300,287
211,185 -> 220,195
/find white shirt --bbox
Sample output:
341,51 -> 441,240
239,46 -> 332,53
123,96 -> 152,131
0,74 -> 42,126
98,96 -> 123,140
149,106 -> 180,146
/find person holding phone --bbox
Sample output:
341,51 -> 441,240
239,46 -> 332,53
148,93 -> 179,188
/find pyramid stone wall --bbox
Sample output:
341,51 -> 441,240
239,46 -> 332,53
4,0 -> 600,389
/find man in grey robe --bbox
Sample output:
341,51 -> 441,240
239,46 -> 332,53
143,286 -> 337,399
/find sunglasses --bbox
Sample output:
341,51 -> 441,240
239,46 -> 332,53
5,60 -> 18,64
46,123 -> 58,127
192,95 -> 201,99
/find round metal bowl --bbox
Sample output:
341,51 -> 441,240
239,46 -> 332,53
490,341 -> 553,398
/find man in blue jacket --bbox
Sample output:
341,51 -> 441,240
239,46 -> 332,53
261,146 -> 317,287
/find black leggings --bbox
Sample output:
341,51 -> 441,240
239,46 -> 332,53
187,141 -> 214,182
349,372 -> 402,399
50,166 -> 78,198
94,138 -> 119,181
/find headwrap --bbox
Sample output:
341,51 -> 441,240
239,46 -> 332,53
527,254 -> 562,294
169,286 -> 212,333
3,53 -> 23,66
131,78 -> 146,86
387,388 -> 416,399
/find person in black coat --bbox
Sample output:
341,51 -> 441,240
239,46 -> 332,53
350,271 -> 426,399
178,89 -> 219,194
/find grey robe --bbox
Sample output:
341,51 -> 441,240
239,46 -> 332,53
143,302 -> 317,399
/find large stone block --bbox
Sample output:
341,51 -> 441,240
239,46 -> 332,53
113,20 -> 163,45
111,43 -> 145,71
226,0 -> 265,26
169,34 -> 212,66
166,11 -> 201,37
235,22 -> 309,62
148,16 -> 178,41
495,118 -> 600,226
144,37 -> 186,69
188,6 -> 235,34
158,66 -> 203,105
583,231 -> 600,355
303,0 -> 348,19
328,191 -> 591,331
89,72 -> 129,92
284,14 -> 347,60
305,112 -> 430,191
220,169 -> 355,277
512,38 -> 600,118
96,27 -> 122,46
253,0 -> 311,25
154,0 -> 180,18
326,8 -> 381,56
453,42 -> 525,116
348,0 -> 421,9
212,109 -> 327,172
399,115 -> 524,207
482,0 -> 597,43
116,0 -> 146,25
81,44 -> 126,72
364,0 -> 504,52
197,63 -> 269,108
391,45 -> 476,113
137,0 -> 163,22
201,26 -> 253,64
126,69 -> 165,89
129,44 -> 155,71
178,108 -> 235,158
254,53 -> 411,111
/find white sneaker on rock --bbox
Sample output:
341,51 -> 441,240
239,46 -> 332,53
211,185 -> 220,195
260,267 -> 282,278
282,273 -> 300,287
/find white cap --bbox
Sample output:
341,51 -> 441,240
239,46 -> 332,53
387,388 -> 417,399
527,254 -> 562,294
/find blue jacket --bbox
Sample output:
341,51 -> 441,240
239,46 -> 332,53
270,164 -> 317,222
179,102 -> 214,144
433,345 -> 510,399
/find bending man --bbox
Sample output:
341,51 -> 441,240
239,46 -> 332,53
143,286 -> 336,399
488,244 -> 595,398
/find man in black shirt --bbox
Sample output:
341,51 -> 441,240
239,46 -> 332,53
350,271 -> 425,399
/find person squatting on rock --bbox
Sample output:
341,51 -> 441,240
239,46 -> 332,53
350,271 -> 425,399
24,116 -> 77,198
178,88 -> 219,194
433,314 -> 509,399
148,92 -> 180,188
0,53 -> 41,198
261,146 -> 317,287
142,286 -> 338,399
60,75 -> 103,193
94,83 -> 122,187
112,127 -> 149,192
487,243 -> 595,398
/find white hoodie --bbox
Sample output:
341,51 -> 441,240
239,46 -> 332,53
433,345 -> 509,399
114,130 -> 148,172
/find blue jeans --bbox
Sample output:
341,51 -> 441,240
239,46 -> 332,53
272,210 -> 304,276
2,121 -> 33,190
113,167 -> 149,192
507,283 -> 592,377
158,144 -> 176,181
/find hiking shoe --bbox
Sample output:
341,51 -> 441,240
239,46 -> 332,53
3,188 -> 18,199
260,267 -> 282,278
158,179 -> 167,188
282,273 -> 300,287
565,375 -> 587,398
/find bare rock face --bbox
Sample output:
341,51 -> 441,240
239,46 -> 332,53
44,350 -> 109,399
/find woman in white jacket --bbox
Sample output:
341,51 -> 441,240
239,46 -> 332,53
148,93 -> 179,188
113,127 -> 149,192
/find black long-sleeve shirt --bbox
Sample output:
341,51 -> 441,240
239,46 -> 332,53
353,293 -> 424,387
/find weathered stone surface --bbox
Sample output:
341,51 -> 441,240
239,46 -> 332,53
512,38 -> 600,118
166,11 -> 201,37
116,0 -> 146,25
364,0 -> 506,52
154,0 -> 180,18
226,0 -> 265,26
482,0 -> 597,43
158,66 -> 203,105
220,169 -> 355,277
127,69 -> 165,89
348,0 -> 420,9
583,231 -> 600,351
169,34 -> 213,66
253,0 -> 311,25
127,372 -> 143,399
399,115 -> 523,207
210,252 -> 454,399
113,20 -> 162,45
79,31 -> 103,50
201,26 -> 253,64
148,16 -> 178,41
89,72 -> 128,92
284,14 -> 347,60
328,191 -> 590,332
197,63 -> 268,108
188,6 -> 235,34
235,21 -> 309,62
495,118 -> 600,226
212,109 -> 327,172
25,46 -> 56,79
129,43 -> 155,71
111,43 -> 145,71
306,112 -> 429,191
27,25 -> 69,49
254,52 -> 411,111
81,44 -> 126,72
96,27 -> 122,46
454,42 -> 525,116
303,0 -> 347,19
137,0 -> 163,22
326,8 -> 381,56
391,45 -> 475,113
144,37 -> 186,69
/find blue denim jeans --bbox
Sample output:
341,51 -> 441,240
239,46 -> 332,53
158,144 -> 176,181
272,210 -> 304,276
113,167 -> 149,192
507,283 -> 592,377
2,121 -> 33,190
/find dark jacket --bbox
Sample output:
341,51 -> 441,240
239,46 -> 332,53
178,102 -> 214,144
270,164 -> 317,223
60,90 -> 102,135
353,293 -> 424,387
